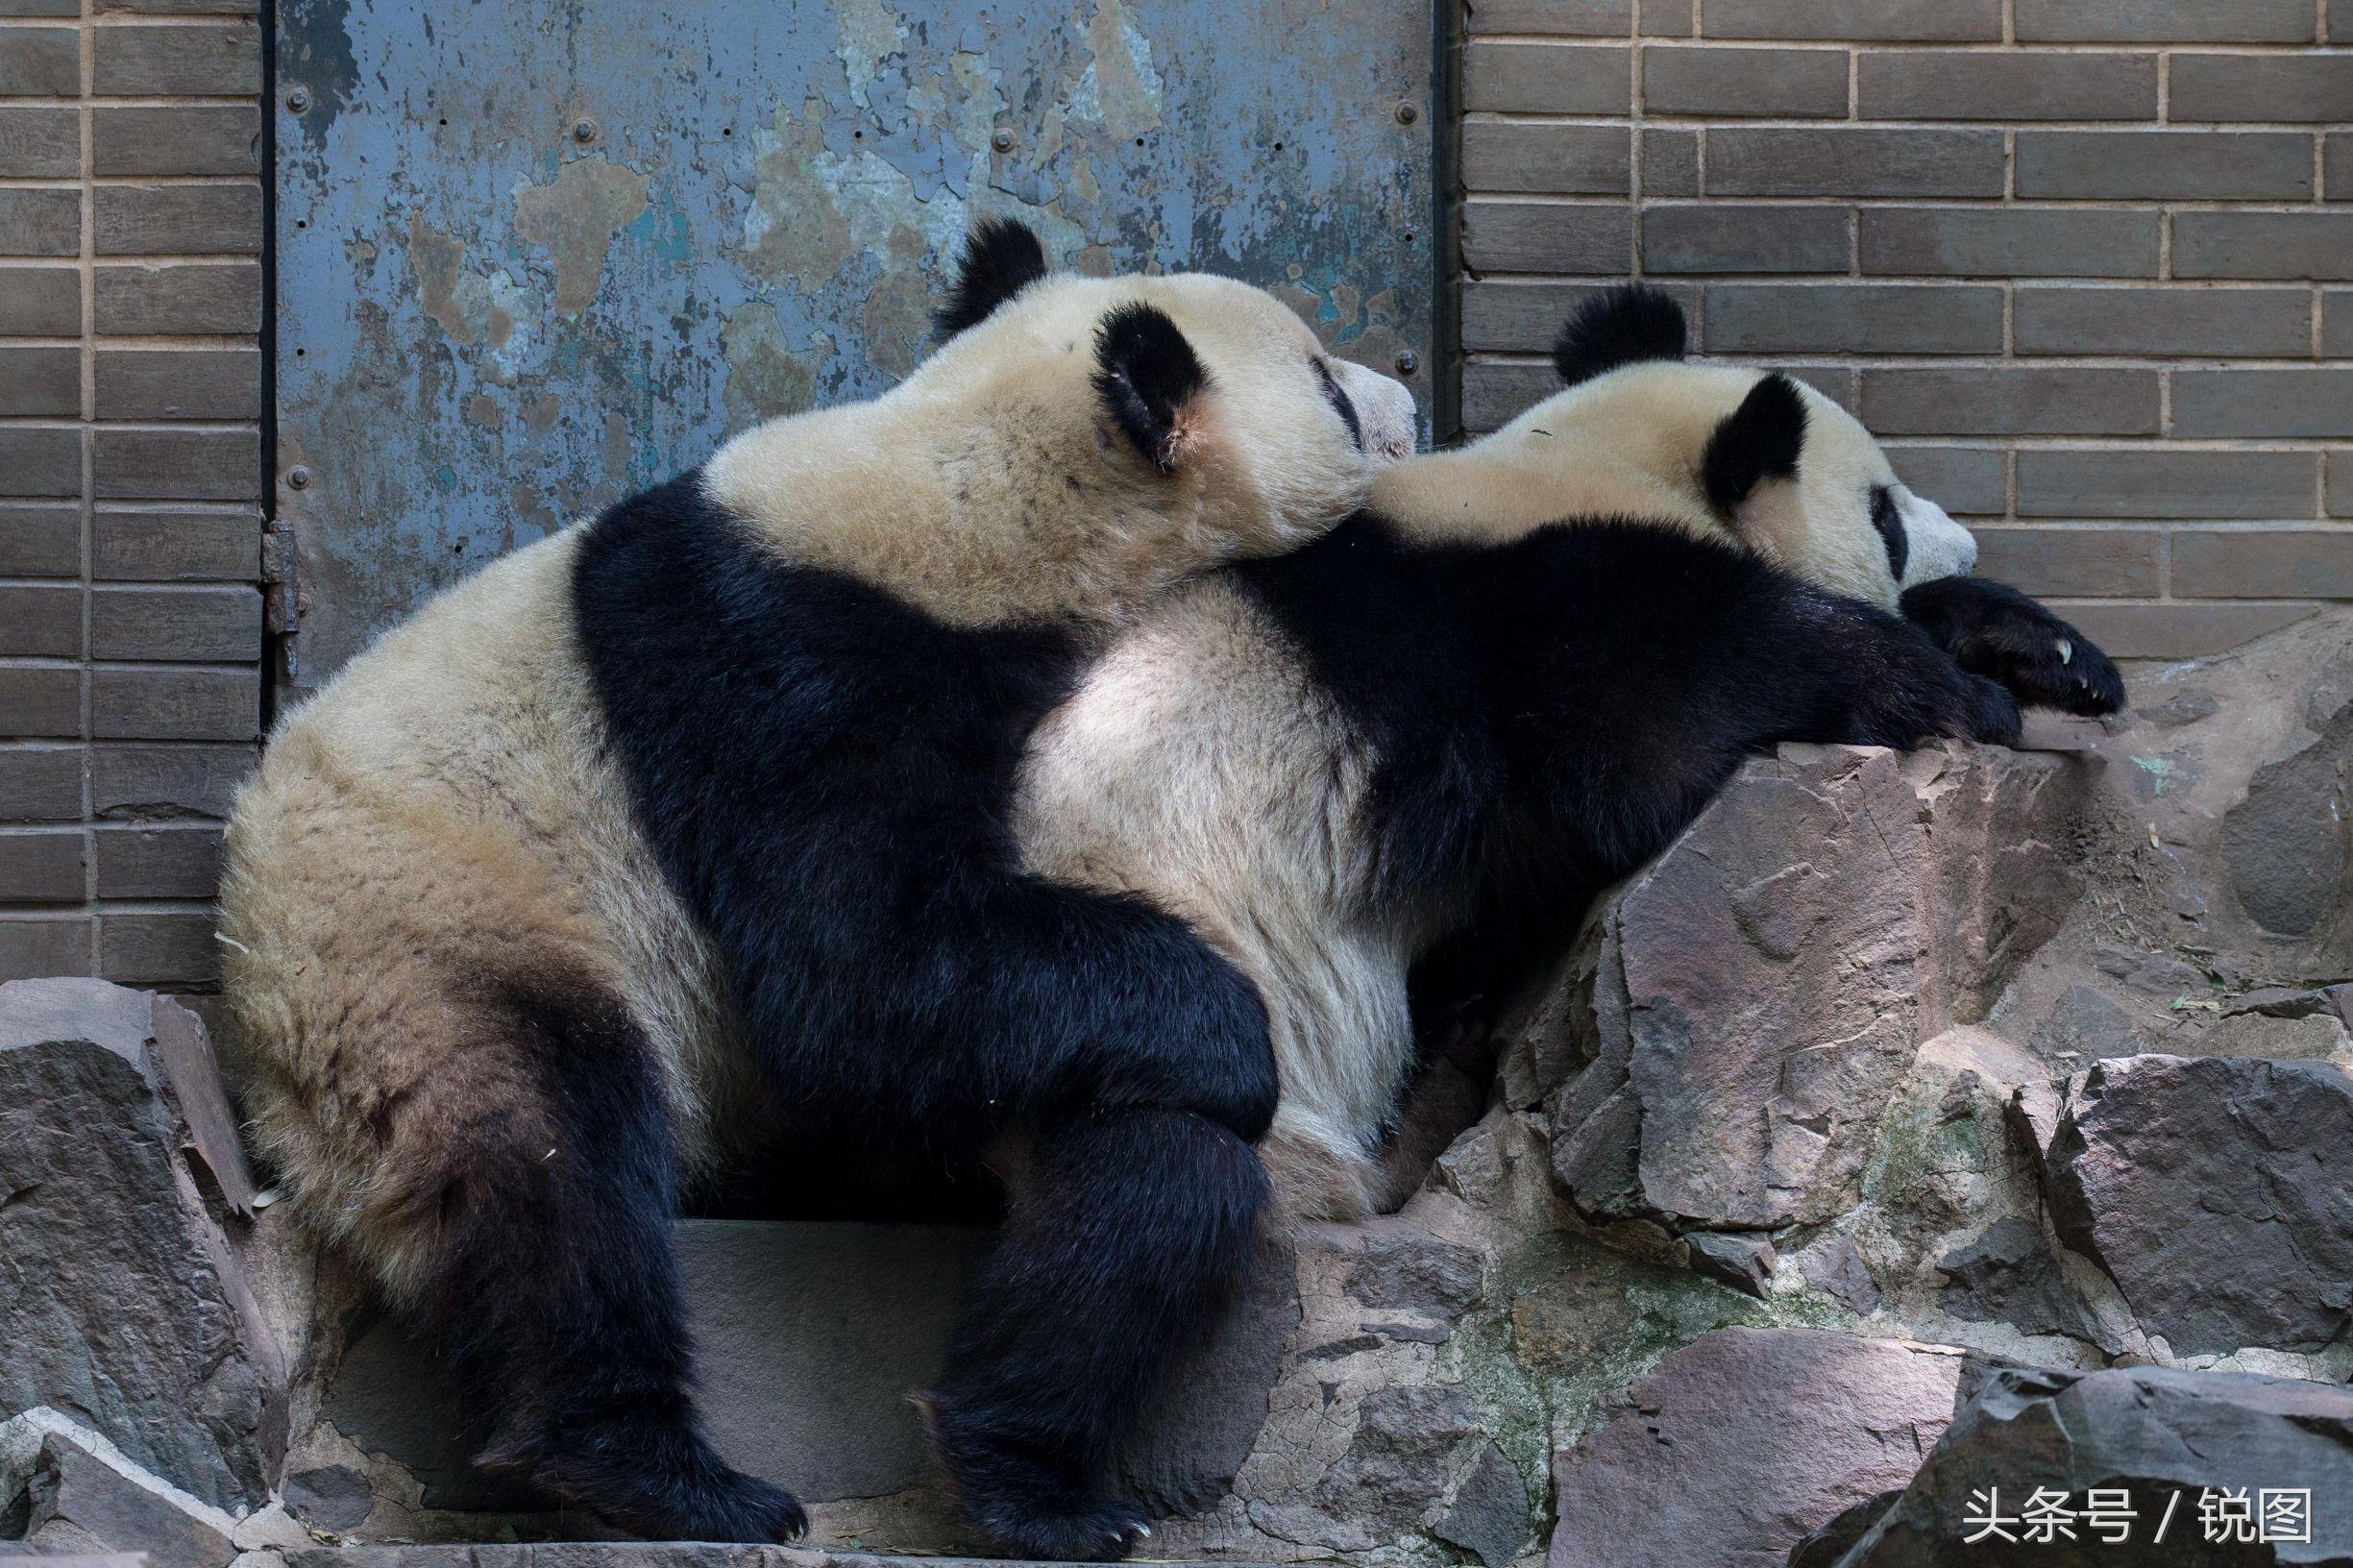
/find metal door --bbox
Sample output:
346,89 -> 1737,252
272,0 -> 1438,692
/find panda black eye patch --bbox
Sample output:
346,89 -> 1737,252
1870,484 -> 1908,581
1313,357 -> 1363,452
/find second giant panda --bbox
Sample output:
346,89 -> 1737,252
1015,286 -> 2125,1220
219,221 -> 1416,1555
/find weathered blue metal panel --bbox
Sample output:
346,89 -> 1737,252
272,0 -> 1435,690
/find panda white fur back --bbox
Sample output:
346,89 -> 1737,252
220,220 -> 1416,1556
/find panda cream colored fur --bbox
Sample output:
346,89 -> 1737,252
221,220 -> 1415,1556
1014,286 -> 2124,1221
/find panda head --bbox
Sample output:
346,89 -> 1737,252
1386,286 -> 1976,611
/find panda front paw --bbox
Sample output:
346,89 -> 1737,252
1958,672 -> 2023,747
1900,576 -> 2126,717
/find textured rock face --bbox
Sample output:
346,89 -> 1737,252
0,978 -> 284,1513
0,1409 -> 237,1568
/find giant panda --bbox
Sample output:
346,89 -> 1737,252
1013,285 -> 2125,1222
218,219 -> 1417,1555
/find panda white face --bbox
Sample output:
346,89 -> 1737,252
1776,378 -> 1979,603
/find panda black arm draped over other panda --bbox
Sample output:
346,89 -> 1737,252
1900,574 -> 2127,718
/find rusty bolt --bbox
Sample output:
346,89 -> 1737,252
1394,349 -> 1419,377
1394,100 -> 1419,125
285,465 -> 312,491
573,117 -> 599,144
285,86 -> 311,113
991,126 -> 1016,154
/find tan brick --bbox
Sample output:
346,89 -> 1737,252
2017,450 -> 2317,520
1859,208 -> 2158,279
2015,0 -> 2316,41
1461,122 -> 1630,195
1467,0 -> 1629,34
90,584 -> 260,661
0,502 -> 79,576
0,429 -> 82,500
2053,601 -> 2316,660
1462,201 -> 1632,274
2015,286 -> 2314,357
0,827 -> 84,902
0,27 -> 79,96
91,429 -> 258,502
95,348 -> 260,420
1464,41 -> 1629,113
2172,528 -> 2353,599
1704,282 -> 1999,354
2172,213 -> 2353,282
90,741 -> 251,818
91,505 -> 257,580
1885,446 -> 2005,515
1705,128 -> 2004,197
0,107 -> 76,175
92,106 -> 258,175
0,346 -> 80,417
98,910 -> 217,985
1857,50 -> 2156,120
2016,131 -> 2314,201
0,916 -> 89,980
0,747 -> 82,821
1641,129 -> 1700,194
1642,45 -> 1848,116
1702,0 -> 2000,40
1972,526 -> 2162,597
1642,204 -> 1848,274
0,668 -> 81,738
94,184 -> 263,256
1864,369 -> 2161,437
2170,54 -> 2353,123
92,21 -> 261,95
0,189 -> 80,257
0,584 -> 81,657
92,822 -> 221,898
1461,360 -> 1558,432
0,264 -> 80,333
2173,371 -> 2353,441
93,261 -> 261,335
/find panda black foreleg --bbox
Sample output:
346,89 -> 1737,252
1900,575 -> 2127,717
925,1106 -> 1271,1561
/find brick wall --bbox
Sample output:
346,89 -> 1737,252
1456,0 -> 2353,659
0,0 -> 262,991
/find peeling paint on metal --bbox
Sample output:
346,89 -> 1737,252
274,0 -> 1434,690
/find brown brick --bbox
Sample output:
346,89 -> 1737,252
0,27 -> 79,96
0,346 -> 80,417
0,429 -> 82,499
2017,450 -> 2317,519
1464,41 -> 1629,113
1885,446 -> 2005,515
1461,122 -> 1630,195
0,668 -> 80,737
2328,134 -> 2352,203
0,915 -> 88,980
1778,363 -> 1859,413
0,189 -> 79,257
98,911 -> 217,986
91,505 -> 257,580
2016,0 -> 2316,41
1467,0 -> 1629,34
1702,0 -> 1999,40
1704,282 -> 1999,354
95,348 -> 260,420
1862,369 -> 2161,437
0,746 -> 81,821
91,741 -> 251,818
1461,359 -> 1558,431
2054,601 -> 2316,660
91,21 -> 261,95
0,584 -> 81,657
1462,201 -> 1632,274
89,666 -> 257,740
93,261 -> 260,335
93,822 -> 221,898
2175,213 -> 2353,282
2337,4 -> 2353,42
90,583 -> 259,661
1705,128 -> 2004,197
1642,204 -> 1847,274
2173,371 -> 2353,440
0,502 -> 79,576
1464,280 -> 1603,353
0,264 -> 80,333
0,828 -> 84,902
1859,208 -> 2158,280
2015,131 -> 2314,202
1642,45 -> 1848,116
2014,286 -> 2313,357
1972,526 -> 2162,597
1857,50 -> 2156,121
2325,291 -> 2353,358
1642,128 -> 1700,194
91,429 -> 257,502
2170,55 -> 2353,124
2171,528 -> 2353,599
2330,455 -> 2353,518
0,107 -> 76,175
92,106 -> 258,175
94,184 -> 262,256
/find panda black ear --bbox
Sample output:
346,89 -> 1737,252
1702,373 -> 1808,518
934,217 -> 1050,338
1552,284 -> 1687,387
1092,301 -> 1211,473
